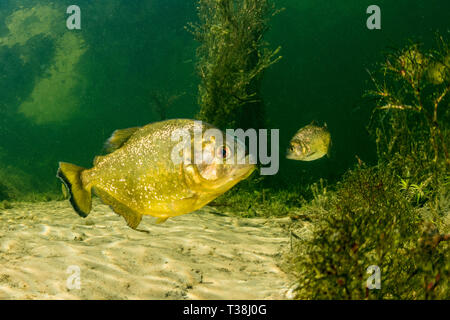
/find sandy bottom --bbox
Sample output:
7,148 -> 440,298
0,199 -> 294,300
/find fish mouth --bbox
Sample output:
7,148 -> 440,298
286,152 -> 300,160
183,157 -> 255,194
232,163 -> 256,180
229,154 -> 256,180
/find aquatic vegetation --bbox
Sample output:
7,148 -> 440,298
0,181 -> 17,202
0,199 -> 13,210
0,145 -> 62,202
149,90 -> 186,120
287,165 -> 449,299
367,39 -> 449,166
367,39 -> 449,160
366,35 -> 449,211
188,0 -> 282,129
284,37 -> 450,300
398,175 -> 433,206
0,164 -> 62,203
0,4 -> 87,124
211,185 -> 304,218
208,172 -> 313,218
0,165 -> 32,201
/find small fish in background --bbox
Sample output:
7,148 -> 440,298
57,119 -> 255,229
425,54 -> 449,85
286,121 -> 331,161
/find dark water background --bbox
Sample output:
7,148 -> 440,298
0,0 -> 448,196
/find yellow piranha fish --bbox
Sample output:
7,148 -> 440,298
286,121 -> 331,161
57,119 -> 255,229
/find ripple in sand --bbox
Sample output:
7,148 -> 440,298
0,201 -> 293,299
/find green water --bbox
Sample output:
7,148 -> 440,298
0,0 -> 448,198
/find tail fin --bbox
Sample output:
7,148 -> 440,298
57,162 -> 92,217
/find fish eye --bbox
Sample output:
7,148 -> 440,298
218,146 -> 230,159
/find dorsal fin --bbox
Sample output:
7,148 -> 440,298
93,155 -> 106,166
104,127 -> 140,153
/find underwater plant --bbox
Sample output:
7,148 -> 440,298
281,37 -> 450,300
287,165 -> 449,299
148,90 -> 186,121
187,0 -> 282,129
367,39 -> 449,161
0,164 -> 33,202
366,35 -> 449,210
210,184 -> 306,218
